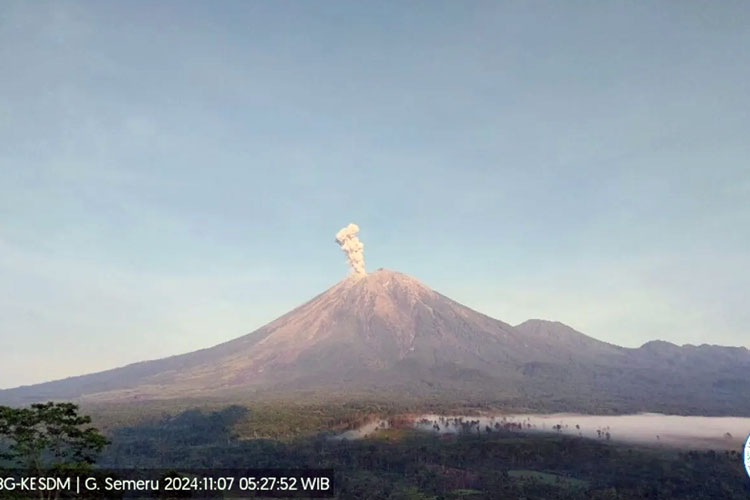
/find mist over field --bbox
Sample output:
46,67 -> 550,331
414,414 -> 750,450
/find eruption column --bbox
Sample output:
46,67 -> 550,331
335,223 -> 366,276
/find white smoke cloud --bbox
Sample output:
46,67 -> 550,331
335,223 -> 366,276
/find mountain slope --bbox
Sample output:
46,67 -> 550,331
2,269 -> 749,414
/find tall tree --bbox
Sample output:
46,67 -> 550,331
0,402 -> 108,472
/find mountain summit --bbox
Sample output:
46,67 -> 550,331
2,269 -> 749,414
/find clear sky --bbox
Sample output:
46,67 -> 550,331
1,1 -> 748,388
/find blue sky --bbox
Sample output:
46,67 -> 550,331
1,1 -> 748,388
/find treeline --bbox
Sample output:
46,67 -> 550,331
4,401 -> 749,499
101,405 -> 750,499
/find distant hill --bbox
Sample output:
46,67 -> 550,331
2,269 -> 749,415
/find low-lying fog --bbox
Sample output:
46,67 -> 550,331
338,413 -> 750,450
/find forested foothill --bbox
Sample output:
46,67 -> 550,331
96,402 -> 750,500
2,400 -> 749,499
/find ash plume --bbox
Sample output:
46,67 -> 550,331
335,223 -> 366,276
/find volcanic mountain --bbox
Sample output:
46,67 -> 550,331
2,269 -> 750,414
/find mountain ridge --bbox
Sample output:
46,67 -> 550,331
2,269 -> 749,414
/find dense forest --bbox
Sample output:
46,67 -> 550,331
100,405 -> 750,500
3,402 -> 749,499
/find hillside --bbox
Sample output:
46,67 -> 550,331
2,269 -> 749,414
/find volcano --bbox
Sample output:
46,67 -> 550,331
2,269 -> 750,414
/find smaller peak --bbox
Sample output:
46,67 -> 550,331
515,319 -> 580,333
639,339 -> 679,350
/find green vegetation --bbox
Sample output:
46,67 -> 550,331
100,404 -> 750,499
85,398 -> 487,440
507,469 -> 589,488
4,401 -> 748,499
0,402 -> 108,472
0,402 -> 109,499
232,401 -> 396,439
